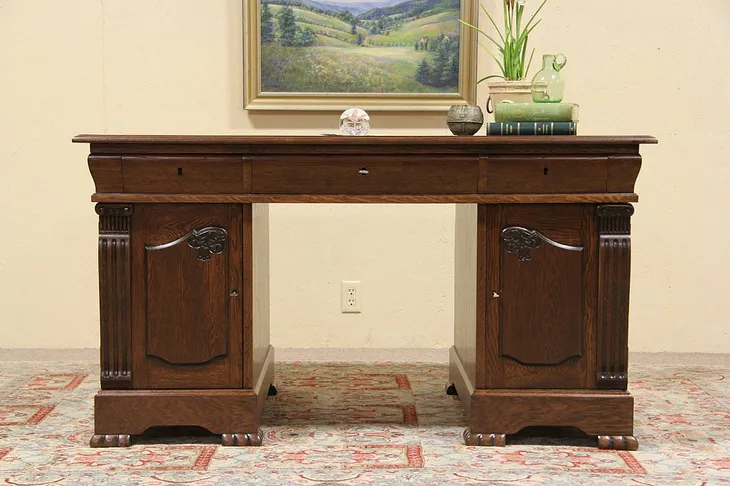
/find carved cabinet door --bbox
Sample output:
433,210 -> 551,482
131,204 -> 243,389
484,204 -> 597,389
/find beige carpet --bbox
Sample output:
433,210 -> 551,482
0,352 -> 728,484
2,348 -> 729,364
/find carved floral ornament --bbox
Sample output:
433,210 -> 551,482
502,227 -> 541,262
146,226 -> 228,262
502,226 -> 583,262
188,227 -> 227,261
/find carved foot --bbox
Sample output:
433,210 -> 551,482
597,435 -> 638,451
90,434 -> 131,448
445,382 -> 458,396
221,430 -> 264,446
463,429 -> 506,447
268,384 -> 278,396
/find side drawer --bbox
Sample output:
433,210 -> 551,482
122,156 -> 245,193
483,157 -> 607,194
252,156 -> 479,194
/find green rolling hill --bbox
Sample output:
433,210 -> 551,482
367,11 -> 458,44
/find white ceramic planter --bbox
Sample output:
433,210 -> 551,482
486,80 -> 533,113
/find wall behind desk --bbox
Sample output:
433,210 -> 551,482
1,0 -> 728,352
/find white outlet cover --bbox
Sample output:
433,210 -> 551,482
341,281 -> 361,313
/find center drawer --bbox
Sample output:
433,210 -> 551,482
252,156 -> 479,194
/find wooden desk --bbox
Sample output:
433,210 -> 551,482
74,135 -> 657,450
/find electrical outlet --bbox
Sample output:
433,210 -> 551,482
341,281 -> 362,313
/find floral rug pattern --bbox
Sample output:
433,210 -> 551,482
0,360 -> 728,485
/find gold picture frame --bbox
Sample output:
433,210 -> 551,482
243,0 -> 477,111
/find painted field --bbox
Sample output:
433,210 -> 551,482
260,0 -> 461,94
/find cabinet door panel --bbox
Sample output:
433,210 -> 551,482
500,235 -> 583,365
485,204 -> 597,389
145,230 -> 229,365
131,204 -> 243,389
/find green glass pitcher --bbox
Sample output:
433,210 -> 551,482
531,54 -> 567,103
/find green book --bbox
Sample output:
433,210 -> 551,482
494,103 -> 579,122
486,122 -> 577,136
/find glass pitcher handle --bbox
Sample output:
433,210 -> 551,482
552,54 -> 567,71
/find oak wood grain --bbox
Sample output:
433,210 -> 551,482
606,156 -> 642,193
478,157 -> 489,194
94,389 -> 259,435
96,204 -> 133,389
88,156 -> 123,192
449,346 -> 474,423
243,204 -> 253,388
482,205 -> 501,388
499,231 -> 584,366
596,204 -> 634,389
485,157 -> 607,194
252,155 -> 479,194
470,389 -> 634,437
131,204 -> 243,389
73,134 -> 659,146
242,157 -> 253,193
581,206 -> 598,389
144,234 -> 228,365
90,193 -> 640,204
92,342 -> 275,444
73,135 -> 657,159
488,205 -> 597,389
454,205 -> 478,387
254,345 -> 275,416
475,205 -> 488,389
251,204 -> 271,389
502,359 -> 583,388
502,204 -> 583,245
122,156 -> 244,194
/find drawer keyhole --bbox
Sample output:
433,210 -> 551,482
543,167 -> 549,175
177,167 -> 183,176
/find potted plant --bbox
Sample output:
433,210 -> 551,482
460,0 -> 547,112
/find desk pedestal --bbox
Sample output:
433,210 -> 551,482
452,203 -> 636,450
91,202 -> 275,447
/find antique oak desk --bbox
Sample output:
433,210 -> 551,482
74,134 -> 657,450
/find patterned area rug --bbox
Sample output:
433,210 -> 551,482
0,360 -> 728,485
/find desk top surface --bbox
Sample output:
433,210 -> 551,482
74,134 -> 657,146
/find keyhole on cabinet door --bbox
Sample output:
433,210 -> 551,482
177,167 -> 183,176
543,166 -> 549,175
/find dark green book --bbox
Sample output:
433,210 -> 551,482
486,122 -> 577,136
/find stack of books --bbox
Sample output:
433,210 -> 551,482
486,103 -> 579,136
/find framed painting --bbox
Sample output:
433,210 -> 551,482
243,0 -> 477,110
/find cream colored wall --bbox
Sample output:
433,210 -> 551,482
1,0 -> 728,352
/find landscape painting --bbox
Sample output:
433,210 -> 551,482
244,0 -> 476,109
